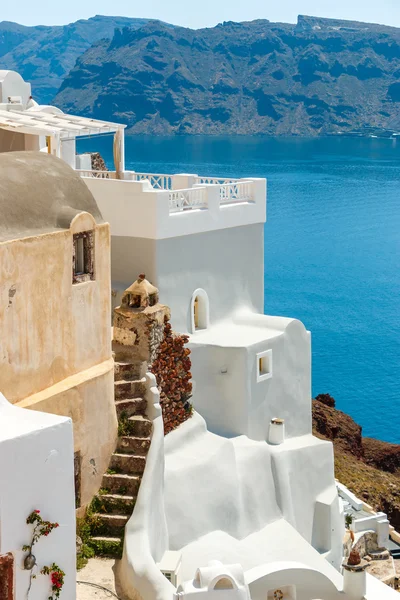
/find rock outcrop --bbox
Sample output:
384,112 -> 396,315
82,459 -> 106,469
55,15 -> 400,136
312,396 -> 400,531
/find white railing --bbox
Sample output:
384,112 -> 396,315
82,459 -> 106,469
76,169 -> 116,179
169,188 -> 207,213
132,172 -> 172,190
195,176 -> 239,186
220,181 -> 254,204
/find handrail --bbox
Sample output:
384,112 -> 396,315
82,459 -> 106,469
219,181 -> 254,204
132,172 -> 172,190
76,169 -> 116,179
195,176 -> 239,185
169,187 -> 207,213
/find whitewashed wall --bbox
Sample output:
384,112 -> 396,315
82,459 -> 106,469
189,314 -> 311,440
0,393 -> 76,600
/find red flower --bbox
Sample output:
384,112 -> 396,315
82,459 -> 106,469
34,510 -> 40,514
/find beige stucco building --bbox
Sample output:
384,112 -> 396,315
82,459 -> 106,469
0,151 -> 117,509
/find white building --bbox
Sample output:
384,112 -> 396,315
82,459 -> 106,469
175,561 -> 251,600
0,393 -> 76,600
0,70 -> 398,600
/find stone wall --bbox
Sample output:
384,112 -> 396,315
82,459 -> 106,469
91,152 -> 108,172
150,317 -> 193,435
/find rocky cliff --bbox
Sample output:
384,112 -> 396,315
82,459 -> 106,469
312,394 -> 400,532
0,16 -> 168,104
54,15 -> 400,135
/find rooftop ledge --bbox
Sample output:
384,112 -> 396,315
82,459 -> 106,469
78,171 -> 267,240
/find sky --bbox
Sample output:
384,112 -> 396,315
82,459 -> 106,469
2,0 -> 400,29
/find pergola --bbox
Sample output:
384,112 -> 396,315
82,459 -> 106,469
0,108 -> 126,176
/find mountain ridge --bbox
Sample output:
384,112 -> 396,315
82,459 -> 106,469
0,15 -> 172,103
53,15 -> 400,135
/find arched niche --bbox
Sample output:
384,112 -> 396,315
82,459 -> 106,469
190,288 -> 210,333
212,576 -> 237,590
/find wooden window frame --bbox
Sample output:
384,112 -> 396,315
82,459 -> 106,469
73,230 -> 95,284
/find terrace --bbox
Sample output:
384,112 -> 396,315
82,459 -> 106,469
0,87 -> 266,238
78,169 -> 267,239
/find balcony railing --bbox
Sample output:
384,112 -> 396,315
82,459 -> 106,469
77,169 -> 257,213
132,172 -> 172,190
195,176 -> 239,186
169,188 -> 207,213
220,181 -> 254,204
76,169 -> 116,179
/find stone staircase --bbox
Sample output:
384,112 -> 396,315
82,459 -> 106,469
89,361 -> 152,558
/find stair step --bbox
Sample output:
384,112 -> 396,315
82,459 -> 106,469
110,453 -> 146,475
127,415 -> 152,437
93,494 -> 136,515
114,361 -> 142,381
115,398 -> 147,418
89,536 -> 123,559
114,360 -> 144,381
91,513 -> 128,536
117,436 -> 151,455
115,378 -> 147,399
102,473 -> 141,496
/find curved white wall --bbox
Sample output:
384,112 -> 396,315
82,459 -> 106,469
0,70 -> 31,106
246,562 -> 341,600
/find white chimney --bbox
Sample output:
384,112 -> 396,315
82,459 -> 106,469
268,418 -> 285,445
342,551 -> 368,599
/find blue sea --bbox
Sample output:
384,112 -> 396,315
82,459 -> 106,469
78,135 -> 400,443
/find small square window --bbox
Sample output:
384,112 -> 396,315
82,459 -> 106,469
257,349 -> 272,382
73,231 -> 95,284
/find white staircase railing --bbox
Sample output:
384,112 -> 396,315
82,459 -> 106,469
169,188 -> 207,213
219,181 -> 254,204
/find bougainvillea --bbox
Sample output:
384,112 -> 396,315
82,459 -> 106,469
22,510 -> 59,555
22,510 -> 63,600
41,563 -> 65,599
150,317 -> 193,434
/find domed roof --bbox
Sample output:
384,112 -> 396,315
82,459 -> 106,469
0,151 -> 104,241
124,274 -> 158,298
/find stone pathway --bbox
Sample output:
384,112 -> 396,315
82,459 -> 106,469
76,558 -> 119,600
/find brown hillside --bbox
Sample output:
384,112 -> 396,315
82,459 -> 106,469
312,397 -> 400,531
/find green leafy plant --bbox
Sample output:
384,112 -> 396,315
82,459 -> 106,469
76,517 -> 95,571
22,510 -> 60,556
22,510 -> 64,598
345,513 -> 354,529
118,415 -> 131,437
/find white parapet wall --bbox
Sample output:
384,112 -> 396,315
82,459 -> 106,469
337,482 -> 363,511
337,481 -> 390,547
0,392 -> 76,600
82,176 -> 266,240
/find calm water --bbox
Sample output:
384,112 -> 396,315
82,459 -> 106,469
78,135 -> 400,443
